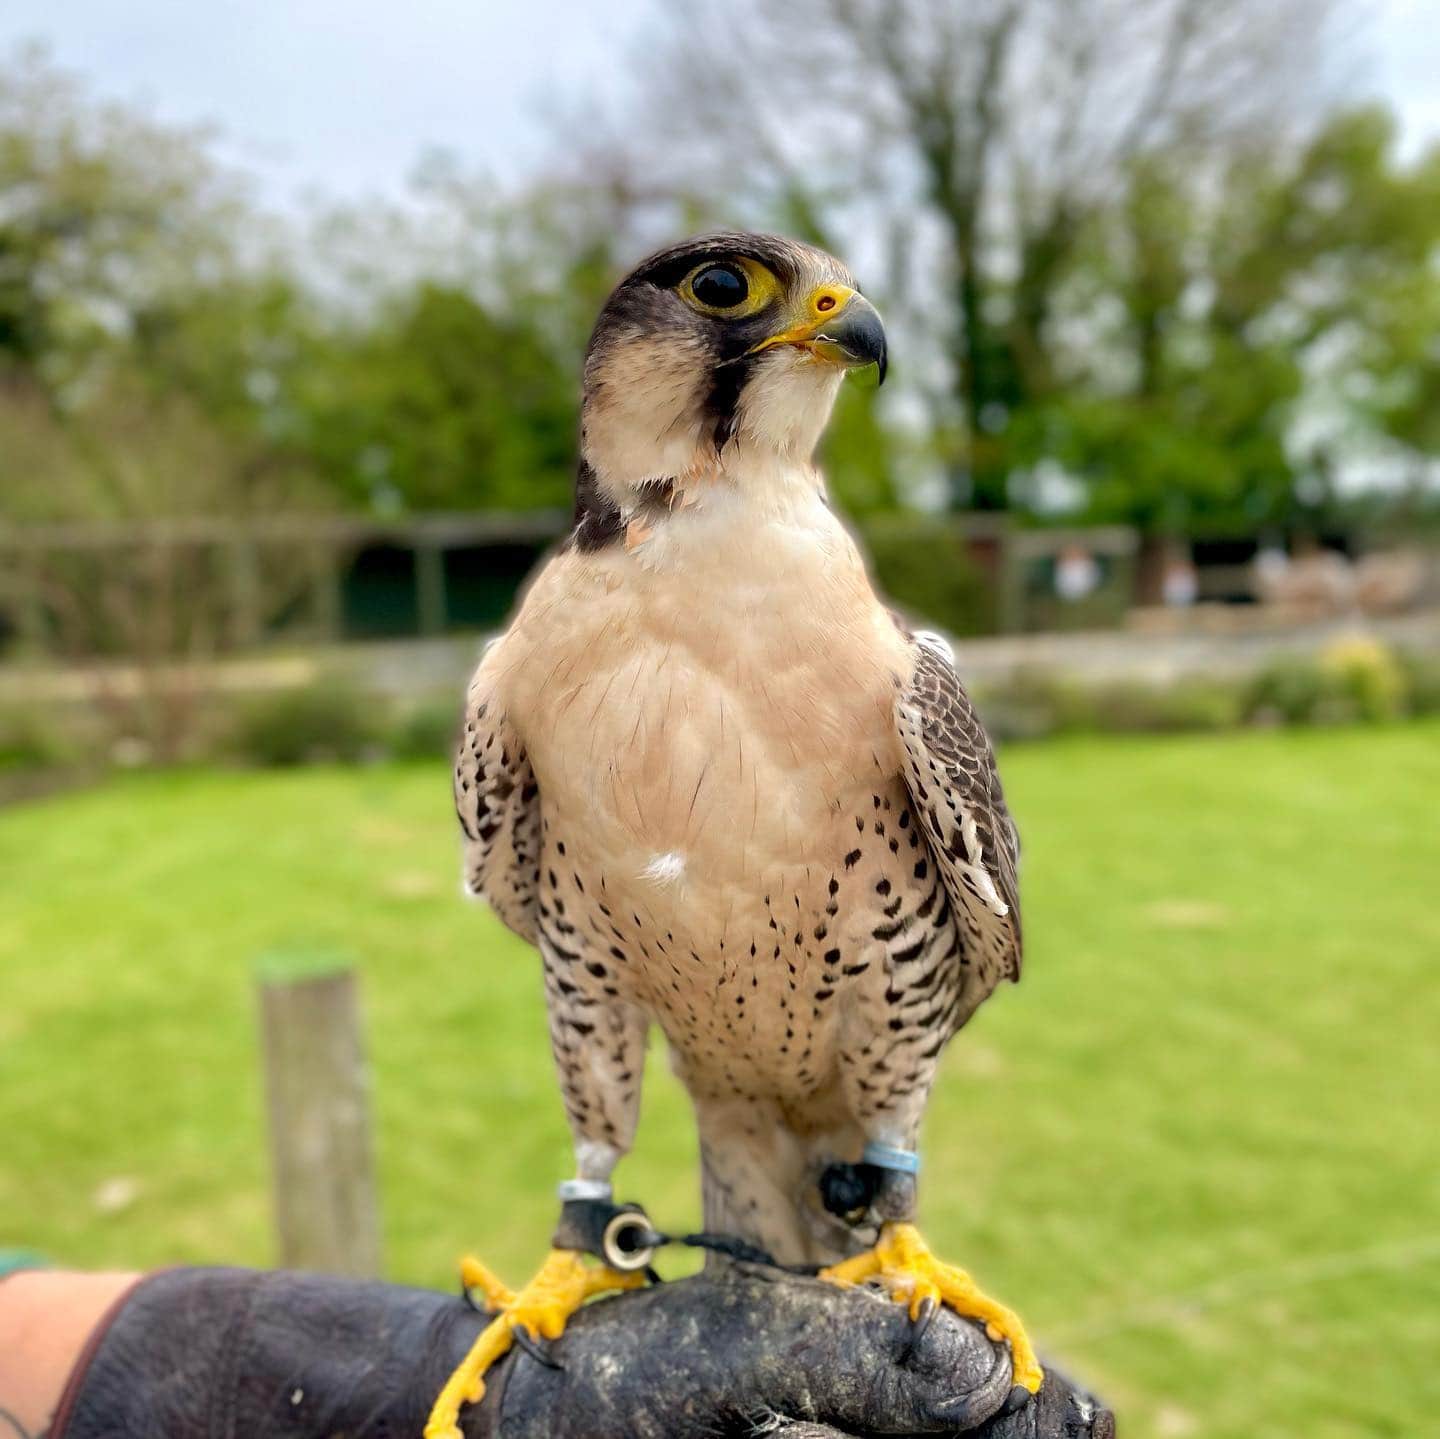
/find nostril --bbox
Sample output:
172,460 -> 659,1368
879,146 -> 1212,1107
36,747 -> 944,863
816,293 -> 838,312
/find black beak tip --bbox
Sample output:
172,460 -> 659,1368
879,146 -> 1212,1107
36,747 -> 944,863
832,299 -> 887,385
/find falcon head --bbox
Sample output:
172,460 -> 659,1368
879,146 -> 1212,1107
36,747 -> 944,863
579,232 -> 886,510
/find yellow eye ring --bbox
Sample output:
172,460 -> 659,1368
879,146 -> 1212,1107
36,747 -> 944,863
678,256 -> 783,318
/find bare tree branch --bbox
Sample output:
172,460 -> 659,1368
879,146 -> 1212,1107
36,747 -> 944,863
634,0 -> 1347,504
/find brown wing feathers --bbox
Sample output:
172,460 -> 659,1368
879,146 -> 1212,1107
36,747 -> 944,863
896,638 -> 1022,989
455,667 -> 541,943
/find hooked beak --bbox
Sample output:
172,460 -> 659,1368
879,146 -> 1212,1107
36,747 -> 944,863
806,291 -> 887,384
750,286 -> 888,384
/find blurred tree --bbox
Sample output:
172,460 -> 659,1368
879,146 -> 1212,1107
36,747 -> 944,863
288,163 -> 664,512
644,0 -> 1347,511
1297,115 -> 1440,510
0,50 -> 618,519
1022,107 -> 1440,534
0,45 -> 325,526
0,48 -> 324,750
292,281 -> 577,511
0,375 -> 324,757
0,44 -> 255,400
6,27 -> 1436,572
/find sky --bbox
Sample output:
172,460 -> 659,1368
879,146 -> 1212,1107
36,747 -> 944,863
4,0 -> 1438,211
2,0 -> 660,206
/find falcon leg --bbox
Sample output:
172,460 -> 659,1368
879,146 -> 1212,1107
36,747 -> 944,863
426,981 -> 651,1439
818,1143 -> 1043,1402
691,1093 -> 817,1266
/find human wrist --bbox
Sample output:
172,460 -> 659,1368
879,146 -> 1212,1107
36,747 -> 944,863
0,1270 -> 142,1437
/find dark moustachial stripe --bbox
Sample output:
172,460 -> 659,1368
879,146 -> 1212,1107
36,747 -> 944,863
570,462 -> 681,554
569,458 -> 623,552
702,352 -> 756,451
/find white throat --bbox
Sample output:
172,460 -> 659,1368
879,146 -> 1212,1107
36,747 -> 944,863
581,344 -> 846,520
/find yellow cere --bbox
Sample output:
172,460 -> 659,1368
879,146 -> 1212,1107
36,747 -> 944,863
806,283 -> 856,320
745,281 -> 860,356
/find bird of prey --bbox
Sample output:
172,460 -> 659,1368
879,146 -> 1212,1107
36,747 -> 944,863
428,233 -> 1037,1438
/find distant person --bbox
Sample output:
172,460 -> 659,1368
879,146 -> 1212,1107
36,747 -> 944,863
1161,555 -> 1199,608
1055,544 -> 1101,601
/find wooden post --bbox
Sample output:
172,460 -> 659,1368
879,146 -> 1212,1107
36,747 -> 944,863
415,541 -> 447,636
310,542 -> 344,642
12,544 -> 49,654
995,525 -> 1027,635
257,958 -> 382,1277
227,536 -> 262,649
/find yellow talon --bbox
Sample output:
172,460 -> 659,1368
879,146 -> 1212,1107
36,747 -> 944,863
425,1248 -> 645,1439
820,1221 -> 1043,1395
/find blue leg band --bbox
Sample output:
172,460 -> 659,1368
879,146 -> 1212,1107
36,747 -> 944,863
862,1142 -> 921,1174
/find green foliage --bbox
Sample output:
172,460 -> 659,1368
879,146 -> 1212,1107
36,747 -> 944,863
1009,107 -> 1440,535
0,52 -> 600,521
12,641 -> 1438,782
820,381 -> 899,516
861,514 -> 997,635
391,699 -> 462,761
227,686 -> 458,767
3,49 -> 1439,569
0,52 -> 328,544
1016,352 -> 1300,535
1245,636 -> 1411,727
230,682 -> 383,767
977,672 -> 1241,743
1243,658 -> 1334,727
0,703 -> 72,772
971,669 -> 1091,741
1398,649 -> 1440,716
974,641 -> 1434,742
0,45 -> 249,394
1319,636 -> 1408,722
1086,678 -> 1244,735
292,284 -> 577,512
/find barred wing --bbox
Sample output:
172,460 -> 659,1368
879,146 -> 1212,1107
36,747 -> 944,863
896,637 -> 1022,994
455,646 -> 541,943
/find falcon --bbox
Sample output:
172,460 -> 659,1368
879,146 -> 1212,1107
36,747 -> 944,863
427,233 -> 1038,1438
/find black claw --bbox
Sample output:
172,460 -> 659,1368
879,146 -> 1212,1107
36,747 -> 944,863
1003,1384 -> 1033,1414
899,1295 -> 937,1366
643,1265 -> 664,1285
511,1327 -> 565,1371
459,1279 -> 489,1314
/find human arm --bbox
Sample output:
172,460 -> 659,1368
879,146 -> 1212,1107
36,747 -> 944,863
0,1262 -> 1112,1439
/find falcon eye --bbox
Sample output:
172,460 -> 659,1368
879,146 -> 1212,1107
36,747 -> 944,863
678,257 -> 781,317
690,264 -> 748,310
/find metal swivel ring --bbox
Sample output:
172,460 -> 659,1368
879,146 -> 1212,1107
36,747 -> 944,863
600,1208 -> 660,1272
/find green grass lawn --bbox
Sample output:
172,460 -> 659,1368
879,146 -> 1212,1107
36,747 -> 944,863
3,724 -> 1438,1437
